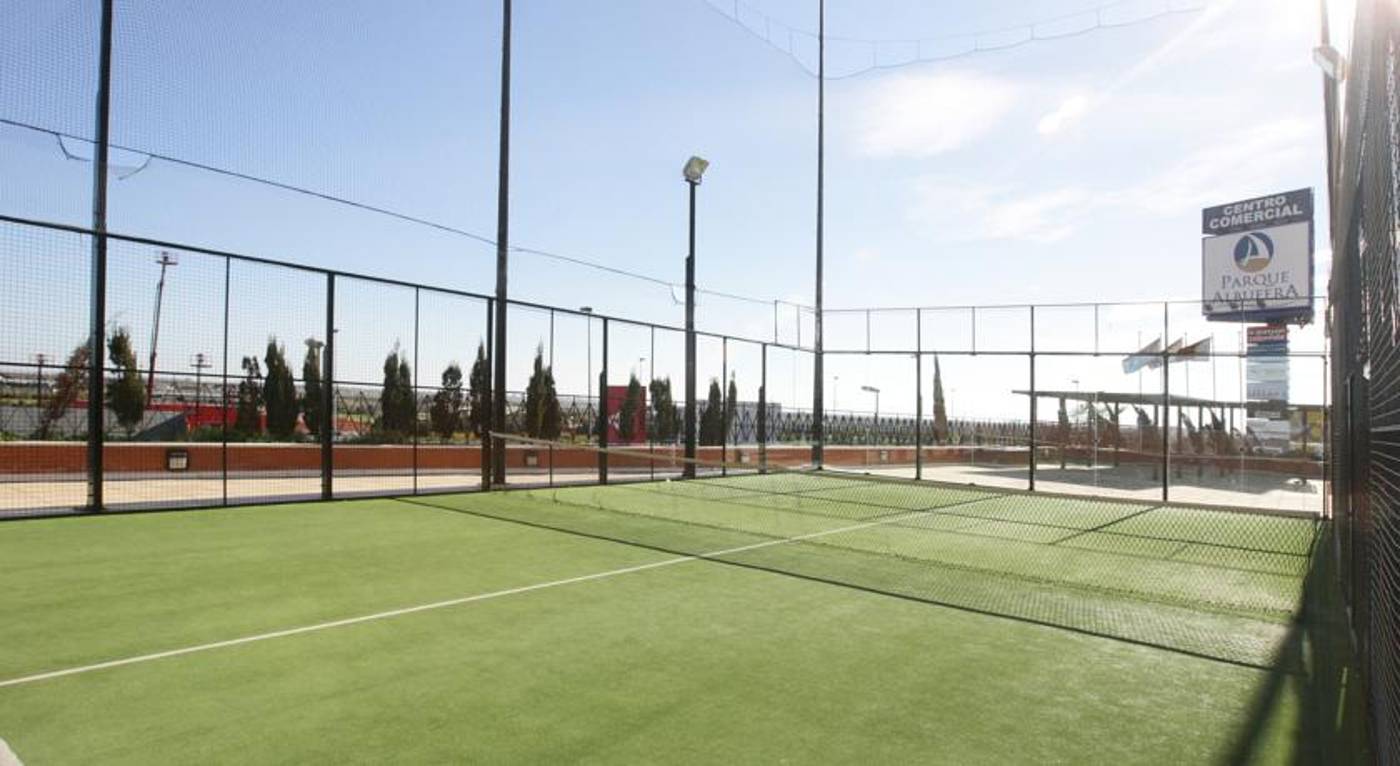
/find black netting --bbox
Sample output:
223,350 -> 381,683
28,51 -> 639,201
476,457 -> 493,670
1330,2 -> 1400,762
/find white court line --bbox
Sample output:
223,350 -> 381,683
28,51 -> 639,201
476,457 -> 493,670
0,507 -> 934,690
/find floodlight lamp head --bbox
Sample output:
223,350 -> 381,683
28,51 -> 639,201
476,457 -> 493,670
683,156 -> 709,184
1313,45 -> 1346,81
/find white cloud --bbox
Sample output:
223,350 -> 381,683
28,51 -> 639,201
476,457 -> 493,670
1120,118 -> 1315,216
854,247 -> 879,264
1037,95 -> 1090,136
907,119 -> 1319,244
855,72 -> 1017,158
909,179 -> 1092,243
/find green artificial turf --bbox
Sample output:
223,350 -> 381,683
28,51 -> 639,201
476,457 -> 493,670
0,491 -> 1336,763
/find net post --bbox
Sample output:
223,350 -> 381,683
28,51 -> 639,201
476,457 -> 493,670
599,317 -> 609,484
916,308 -> 923,481
86,0 -> 115,513
1028,305 -> 1036,492
321,273 -> 335,500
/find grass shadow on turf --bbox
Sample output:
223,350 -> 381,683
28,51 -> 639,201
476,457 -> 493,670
1221,522 -> 1371,765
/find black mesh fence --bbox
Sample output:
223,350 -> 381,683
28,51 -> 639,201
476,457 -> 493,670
1329,1 -> 1400,761
0,208 -> 1331,518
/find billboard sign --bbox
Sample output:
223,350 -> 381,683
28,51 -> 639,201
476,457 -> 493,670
1201,188 -> 1312,236
1201,189 -> 1314,324
1246,324 -> 1289,403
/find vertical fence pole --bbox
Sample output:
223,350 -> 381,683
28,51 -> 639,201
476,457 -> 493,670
722,336 -> 728,475
222,257 -> 231,506
759,343 -> 768,473
412,287 -> 420,495
600,317 -> 609,484
1161,301 -> 1170,503
322,274 -> 335,500
1029,306 -> 1036,492
649,325 -> 655,480
549,309 -> 554,487
86,0 -> 115,512
483,298 -> 493,490
915,309 -> 923,481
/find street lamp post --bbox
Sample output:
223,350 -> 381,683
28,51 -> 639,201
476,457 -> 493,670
146,251 -> 178,403
33,353 -> 46,416
190,352 -> 211,420
861,384 -> 880,442
683,155 -> 709,479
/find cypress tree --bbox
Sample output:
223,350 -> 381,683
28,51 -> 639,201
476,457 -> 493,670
619,374 -> 643,443
235,356 -> 263,436
932,355 -> 948,443
263,338 -> 299,438
430,362 -> 464,441
106,328 -> 146,435
523,345 -> 563,440
648,377 -> 676,443
468,342 -> 490,439
699,379 -> 723,446
541,365 -> 562,440
379,347 -> 415,436
725,376 -> 738,445
302,340 -> 324,437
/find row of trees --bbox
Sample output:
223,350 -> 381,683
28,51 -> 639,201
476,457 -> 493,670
30,331 -> 785,445
231,338 -> 494,441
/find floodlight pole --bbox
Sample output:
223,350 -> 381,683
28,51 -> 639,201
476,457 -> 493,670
684,177 -> 698,479
86,0 -> 115,512
490,0 -> 512,488
811,0 -> 826,469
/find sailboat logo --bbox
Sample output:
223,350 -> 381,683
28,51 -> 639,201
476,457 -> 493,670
1232,232 -> 1274,273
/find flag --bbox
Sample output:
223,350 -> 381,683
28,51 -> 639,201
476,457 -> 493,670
1122,338 -> 1162,374
1173,336 -> 1212,363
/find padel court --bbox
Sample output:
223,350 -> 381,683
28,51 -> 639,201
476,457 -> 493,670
0,469 -> 1357,763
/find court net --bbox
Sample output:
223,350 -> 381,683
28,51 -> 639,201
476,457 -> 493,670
423,434 -> 1321,668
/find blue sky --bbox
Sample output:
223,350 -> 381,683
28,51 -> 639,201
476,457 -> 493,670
0,0 -> 1347,418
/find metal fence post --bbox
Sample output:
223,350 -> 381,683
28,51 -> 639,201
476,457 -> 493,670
1161,301 -> 1169,503
1029,305 -> 1036,492
759,342 -> 768,473
482,297 -> 493,490
222,256 -> 231,506
915,308 -> 923,481
412,286 -> 420,495
649,325 -> 655,480
722,336 -> 728,475
599,317 -> 609,483
322,274 -> 335,500
86,0 -> 115,512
